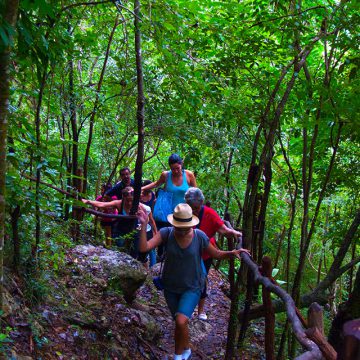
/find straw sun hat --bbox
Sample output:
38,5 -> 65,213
167,203 -> 199,228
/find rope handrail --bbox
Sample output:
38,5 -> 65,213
224,221 -> 323,360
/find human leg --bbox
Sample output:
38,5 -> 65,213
198,258 -> 212,320
164,289 -> 200,357
175,313 -> 189,355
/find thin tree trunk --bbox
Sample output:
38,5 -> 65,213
274,225 -> 286,268
130,0 -> 145,214
224,125 -> 240,214
83,16 -> 119,194
348,242 -> 356,293
69,56 -> 79,195
0,0 -> 19,309
11,205 -> 21,273
33,69 -> 48,258
226,32 -> 324,358
292,123 -> 343,305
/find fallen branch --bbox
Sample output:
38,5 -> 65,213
23,174 -> 138,220
73,206 -> 137,219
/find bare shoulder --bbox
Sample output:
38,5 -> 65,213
185,170 -> 197,186
159,171 -> 168,182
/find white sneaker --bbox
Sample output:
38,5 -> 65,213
198,312 -> 207,321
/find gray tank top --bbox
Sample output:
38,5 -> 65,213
160,227 -> 209,293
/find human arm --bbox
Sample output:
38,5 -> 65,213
141,171 -> 167,191
137,207 -> 162,252
205,243 -> 250,260
217,224 -> 242,239
148,210 -> 158,234
104,182 -> 122,197
81,198 -> 121,209
185,170 -> 197,187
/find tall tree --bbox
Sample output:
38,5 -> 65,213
0,0 -> 19,308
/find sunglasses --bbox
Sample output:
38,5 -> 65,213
124,191 -> 134,196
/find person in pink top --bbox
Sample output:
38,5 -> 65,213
95,183 -> 118,247
185,187 -> 243,321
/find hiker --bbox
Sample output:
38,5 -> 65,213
82,187 -> 157,264
185,187 -> 242,321
141,153 -> 197,229
105,167 -> 135,199
136,203 -> 250,360
142,154 -> 197,259
141,180 -> 157,267
95,183 -> 118,247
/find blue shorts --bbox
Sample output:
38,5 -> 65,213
164,289 -> 201,319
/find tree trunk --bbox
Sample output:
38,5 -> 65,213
328,264 -> 360,352
0,0 -> 19,309
130,0 -> 145,214
33,69 -> 48,258
11,205 -> 21,273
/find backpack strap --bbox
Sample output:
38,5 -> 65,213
159,227 -> 172,274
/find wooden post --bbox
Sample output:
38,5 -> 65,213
308,302 -> 324,336
341,319 -> 360,360
261,256 -> 275,360
305,303 -> 337,360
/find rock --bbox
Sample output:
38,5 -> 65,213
133,309 -> 162,342
189,319 -> 212,342
2,288 -> 20,317
71,245 -> 148,303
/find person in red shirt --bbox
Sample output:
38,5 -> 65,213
185,187 -> 243,320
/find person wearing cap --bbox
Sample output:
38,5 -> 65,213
185,187 -> 243,321
137,203 -> 250,360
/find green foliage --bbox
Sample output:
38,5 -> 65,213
0,324 -> 13,353
2,2 -> 359,357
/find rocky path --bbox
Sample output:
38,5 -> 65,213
5,245 -> 264,359
137,269 -> 233,359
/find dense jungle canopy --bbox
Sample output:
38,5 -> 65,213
0,0 -> 359,359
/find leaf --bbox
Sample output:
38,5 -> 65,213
272,268 -> 279,277
0,27 -> 9,47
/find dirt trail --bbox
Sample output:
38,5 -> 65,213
5,247 -> 264,359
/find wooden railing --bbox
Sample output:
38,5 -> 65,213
223,220 -> 334,360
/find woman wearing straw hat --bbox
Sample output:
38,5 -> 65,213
137,203 -> 250,360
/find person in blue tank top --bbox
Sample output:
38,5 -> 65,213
142,154 -> 197,259
142,153 -> 197,224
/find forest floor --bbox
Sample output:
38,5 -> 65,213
3,245 -> 265,360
